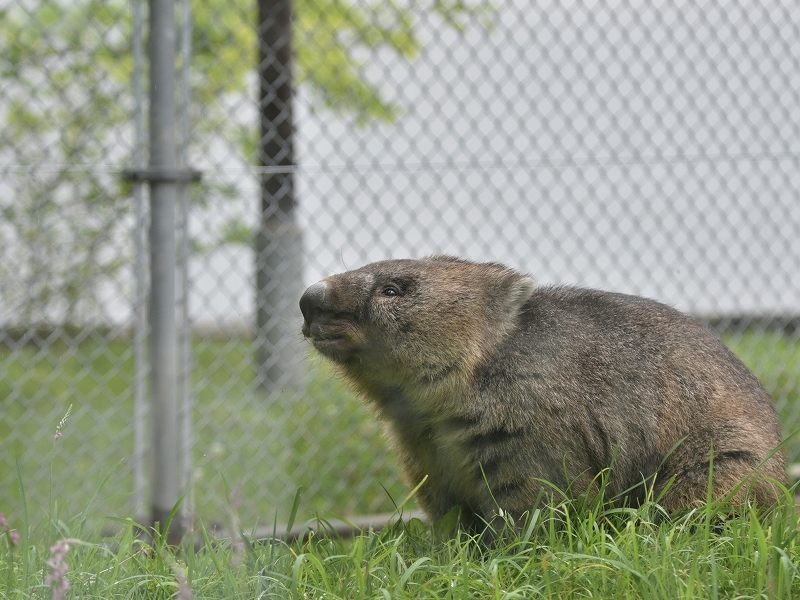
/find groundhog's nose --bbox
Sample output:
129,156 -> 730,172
299,281 -> 328,326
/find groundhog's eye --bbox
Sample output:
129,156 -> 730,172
380,285 -> 400,297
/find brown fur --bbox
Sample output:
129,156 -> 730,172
300,256 -> 786,528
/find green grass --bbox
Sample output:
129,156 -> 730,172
0,333 -> 406,532
723,330 -> 800,417
2,490 -> 800,599
1,329 -> 798,536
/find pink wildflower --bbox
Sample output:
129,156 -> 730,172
167,555 -> 193,600
0,514 -> 18,547
177,578 -> 194,600
45,539 -> 70,600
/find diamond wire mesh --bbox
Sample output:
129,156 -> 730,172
1,0 -> 799,531
0,0 -> 142,525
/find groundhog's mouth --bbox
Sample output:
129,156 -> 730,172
302,319 -> 359,358
303,321 -> 346,341
303,323 -> 346,343
310,335 -> 355,360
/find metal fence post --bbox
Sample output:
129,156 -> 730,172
148,0 -> 181,540
131,0 -> 148,525
255,0 -> 304,393
178,0 -> 195,523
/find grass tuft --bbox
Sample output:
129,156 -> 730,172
3,493 -> 800,598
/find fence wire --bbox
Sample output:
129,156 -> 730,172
1,0 -> 799,530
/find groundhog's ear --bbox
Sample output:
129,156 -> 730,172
505,275 -> 536,315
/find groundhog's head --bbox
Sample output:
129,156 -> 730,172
299,256 -> 536,387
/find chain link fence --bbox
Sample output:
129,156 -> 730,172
1,0 -> 799,531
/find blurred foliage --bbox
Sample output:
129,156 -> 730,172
0,2 -> 134,325
0,0 -> 489,324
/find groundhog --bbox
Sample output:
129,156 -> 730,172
299,256 -> 786,529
